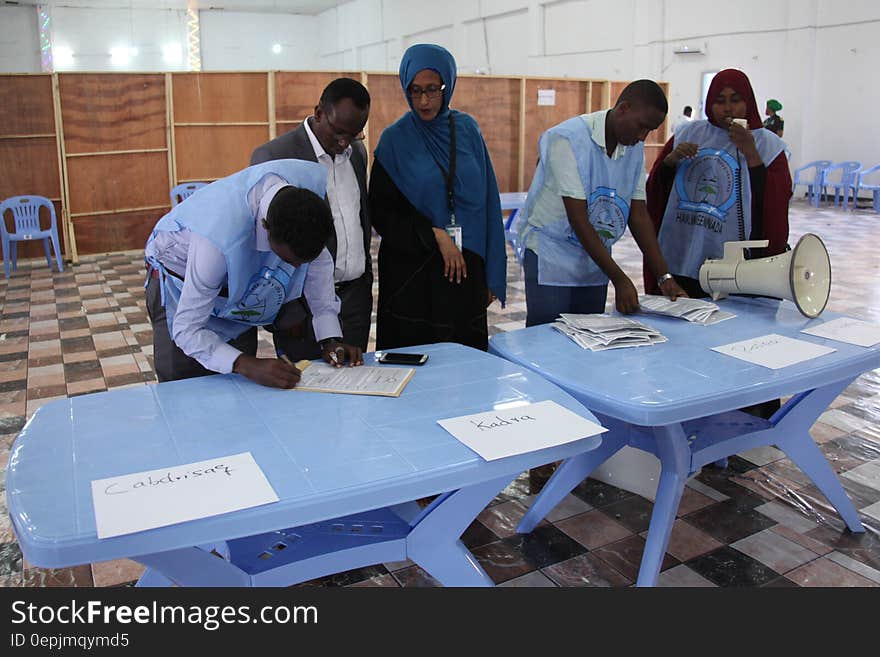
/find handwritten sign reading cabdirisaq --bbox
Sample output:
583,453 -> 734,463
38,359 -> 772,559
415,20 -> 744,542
437,400 -> 606,461
91,452 -> 279,539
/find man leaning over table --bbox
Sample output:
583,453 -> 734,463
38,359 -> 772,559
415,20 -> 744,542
145,159 -> 363,389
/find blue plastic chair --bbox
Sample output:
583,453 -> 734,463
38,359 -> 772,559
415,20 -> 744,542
170,182 -> 207,206
500,192 -> 527,261
792,160 -> 831,206
856,163 -> 880,212
817,161 -> 861,209
0,196 -> 64,279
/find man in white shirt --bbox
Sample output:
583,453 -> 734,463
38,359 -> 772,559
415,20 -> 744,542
145,162 -> 364,388
251,78 -> 372,360
671,105 -> 693,135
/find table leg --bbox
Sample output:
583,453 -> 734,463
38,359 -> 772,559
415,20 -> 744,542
136,568 -> 175,587
773,382 -> 865,532
407,474 -> 514,586
636,423 -> 691,587
516,433 -> 628,533
135,546 -> 251,587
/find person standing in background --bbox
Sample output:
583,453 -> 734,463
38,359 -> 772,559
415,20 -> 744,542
763,99 -> 784,138
672,105 -> 693,135
251,78 -> 373,359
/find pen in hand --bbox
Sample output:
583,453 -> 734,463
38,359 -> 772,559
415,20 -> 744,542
328,346 -> 346,367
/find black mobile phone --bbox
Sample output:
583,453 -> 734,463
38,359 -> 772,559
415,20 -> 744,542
377,352 -> 429,366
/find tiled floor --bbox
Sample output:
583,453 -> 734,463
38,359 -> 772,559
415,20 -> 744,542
1,197 -> 879,587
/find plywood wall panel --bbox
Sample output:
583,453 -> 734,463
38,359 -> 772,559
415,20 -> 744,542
0,138 -> 61,201
0,75 -> 56,136
71,209 -> 163,255
66,152 -> 169,215
172,73 -> 269,123
453,77 -> 521,193
363,73 -> 409,165
523,80 -> 588,189
59,74 -> 166,153
175,125 -> 269,181
275,71 -> 361,123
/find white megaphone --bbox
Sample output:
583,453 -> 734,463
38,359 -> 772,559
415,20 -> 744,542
698,233 -> 831,318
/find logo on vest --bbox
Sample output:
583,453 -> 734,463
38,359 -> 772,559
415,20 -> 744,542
582,187 -> 628,247
230,266 -> 292,324
675,148 -> 738,221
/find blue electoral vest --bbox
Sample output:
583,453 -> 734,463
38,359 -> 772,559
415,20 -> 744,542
146,159 -> 327,342
658,120 -> 785,279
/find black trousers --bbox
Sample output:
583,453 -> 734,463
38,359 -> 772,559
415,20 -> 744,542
272,272 -> 373,361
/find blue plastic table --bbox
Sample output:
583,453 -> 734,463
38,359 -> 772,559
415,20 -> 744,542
489,297 -> 880,586
7,343 -> 603,587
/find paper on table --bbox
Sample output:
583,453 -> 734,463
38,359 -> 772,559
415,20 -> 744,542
91,452 -> 279,539
801,317 -> 880,347
712,333 -> 836,369
293,361 -> 414,397
437,400 -> 607,461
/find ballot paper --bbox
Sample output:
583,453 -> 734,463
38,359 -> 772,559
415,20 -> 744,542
712,333 -> 836,369
293,361 -> 414,397
437,400 -> 606,461
638,295 -> 735,325
553,313 -> 667,351
801,317 -> 880,348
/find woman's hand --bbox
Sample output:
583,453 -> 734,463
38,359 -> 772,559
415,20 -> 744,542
486,289 -> 497,308
663,141 -> 698,167
727,120 -> 761,165
432,227 -> 467,283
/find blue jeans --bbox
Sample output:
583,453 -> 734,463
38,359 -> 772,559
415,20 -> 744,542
523,249 -> 608,326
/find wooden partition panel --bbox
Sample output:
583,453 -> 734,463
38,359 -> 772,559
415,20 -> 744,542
171,72 -> 270,182
452,77 -> 521,194
362,73 -> 410,167
59,73 -> 169,255
274,71 -> 360,131
0,75 -> 65,260
522,80 -> 588,189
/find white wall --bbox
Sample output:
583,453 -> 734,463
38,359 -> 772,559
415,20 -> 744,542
0,7 -> 41,73
200,10 -> 319,71
316,0 -> 880,170
1,1 -> 877,169
50,6 -> 189,71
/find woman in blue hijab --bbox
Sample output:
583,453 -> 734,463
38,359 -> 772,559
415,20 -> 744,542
370,43 -> 506,351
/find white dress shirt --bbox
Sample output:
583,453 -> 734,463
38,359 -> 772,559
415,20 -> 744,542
303,116 -> 365,283
146,173 -> 341,374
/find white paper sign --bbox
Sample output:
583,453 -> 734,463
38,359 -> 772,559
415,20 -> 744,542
801,317 -> 880,347
437,400 -> 606,461
91,452 -> 279,539
537,89 -> 556,106
712,333 -> 836,369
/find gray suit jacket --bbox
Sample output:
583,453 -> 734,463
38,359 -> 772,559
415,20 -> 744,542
250,121 -> 371,275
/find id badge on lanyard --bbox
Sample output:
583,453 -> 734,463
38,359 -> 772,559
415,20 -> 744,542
439,113 -> 462,250
445,213 -> 463,250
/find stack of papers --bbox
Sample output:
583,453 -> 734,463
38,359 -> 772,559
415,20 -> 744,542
638,295 -> 735,325
552,313 -> 667,351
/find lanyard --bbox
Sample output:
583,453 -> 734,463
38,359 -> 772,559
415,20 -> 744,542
428,113 -> 457,225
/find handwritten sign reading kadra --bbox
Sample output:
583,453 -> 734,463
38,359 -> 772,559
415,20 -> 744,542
437,400 -> 606,461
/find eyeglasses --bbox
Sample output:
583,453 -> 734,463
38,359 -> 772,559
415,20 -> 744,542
407,84 -> 446,100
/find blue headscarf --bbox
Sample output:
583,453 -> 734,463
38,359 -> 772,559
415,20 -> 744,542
374,43 -> 506,305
